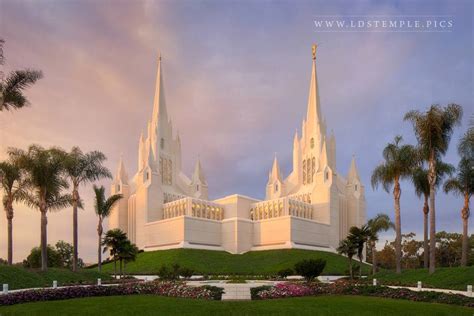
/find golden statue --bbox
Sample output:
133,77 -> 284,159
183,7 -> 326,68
312,44 -> 317,60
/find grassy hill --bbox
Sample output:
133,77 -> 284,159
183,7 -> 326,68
0,265 -> 112,290
373,266 -> 474,291
99,248 -> 370,276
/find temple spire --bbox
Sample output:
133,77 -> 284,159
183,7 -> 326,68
306,44 -> 323,139
151,53 -> 168,127
115,154 -> 129,184
192,157 -> 207,184
347,155 -> 361,183
270,154 -> 282,181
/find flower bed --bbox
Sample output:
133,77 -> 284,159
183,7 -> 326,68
252,280 -> 474,307
0,281 -> 224,306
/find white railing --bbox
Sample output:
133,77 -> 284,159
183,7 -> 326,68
250,197 -> 313,221
163,197 -> 224,220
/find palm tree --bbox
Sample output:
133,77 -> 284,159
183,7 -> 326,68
443,158 -> 473,267
348,225 -> 371,278
337,238 -> 357,279
0,39 -> 43,111
118,240 -> 139,277
366,213 -> 394,274
371,135 -> 418,274
412,162 -> 454,268
9,145 -> 72,271
0,160 -> 29,264
102,228 -> 128,278
63,148 -> 111,272
405,104 -> 463,273
93,185 -> 122,272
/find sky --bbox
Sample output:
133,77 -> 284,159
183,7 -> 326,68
0,0 -> 472,263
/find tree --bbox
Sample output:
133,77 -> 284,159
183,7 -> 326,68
294,259 -> 326,282
63,148 -> 111,272
55,240 -> 83,269
118,240 -> 139,276
93,185 -> 122,272
412,162 -> 454,268
9,145 -> 72,271
366,213 -> 394,274
102,228 -> 127,277
0,160 -> 28,264
0,39 -> 43,111
444,158 -> 473,266
371,135 -> 419,274
348,225 -> 371,278
405,104 -> 463,273
337,238 -> 357,279
23,245 -> 62,268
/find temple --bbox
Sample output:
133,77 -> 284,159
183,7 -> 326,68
109,45 -> 366,254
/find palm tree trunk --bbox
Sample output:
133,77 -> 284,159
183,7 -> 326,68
98,219 -> 103,272
349,257 -> 353,279
372,241 -> 377,275
359,256 -> 363,278
428,154 -> 437,274
40,209 -> 48,271
423,195 -> 429,269
461,194 -> 470,267
114,259 -> 117,278
393,180 -> 402,274
6,203 -> 13,265
72,187 -> 79,272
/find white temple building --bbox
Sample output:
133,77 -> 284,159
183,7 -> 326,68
109,45 -> 366,254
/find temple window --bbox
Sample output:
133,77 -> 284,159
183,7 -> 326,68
160,138 -> 164,149
311,138 -> 315,149
117,184 -> 120,192
355,184 -> 358,191
197,184 -> 199,191
302,160 -> 306,184
275,183 -> 279,192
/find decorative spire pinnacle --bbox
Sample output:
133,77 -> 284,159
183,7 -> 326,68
270,155 -> 282,181
192,157 -> 207,184
305,44 -> 323,140
115,155 -> 129,184
312,44 -> 317,60
151,52 -> 168,128
347,155 -> 361,183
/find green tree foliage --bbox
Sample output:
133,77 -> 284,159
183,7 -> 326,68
294,259 -> 326,282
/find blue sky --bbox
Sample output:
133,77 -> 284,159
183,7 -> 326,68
0,0 -> 472,262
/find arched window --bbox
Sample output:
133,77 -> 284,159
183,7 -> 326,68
355,184 -> 358,191
117,184 -> 121,192
196,184 -> 199,191
302,160 -> 307,185
160,138 -> 165,149
311,157 -> 316,182
310,138 -> 315,149
275,183 -> 279,192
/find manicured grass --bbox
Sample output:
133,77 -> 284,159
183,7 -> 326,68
0,265 -> 112,290
99,249 -> 370,276
0,295 -> 471,315
374,266 -> 474,291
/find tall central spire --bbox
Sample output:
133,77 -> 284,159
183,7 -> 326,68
151,53 -> 168,127
305,44 -> 323,139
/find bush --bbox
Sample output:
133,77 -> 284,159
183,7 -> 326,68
251,285 -> 272,300
179,267 -> 194,279
277,268 -> 293,279
23,245 -> 62,268
294,259 -> 326,282
201,285 -> 224,300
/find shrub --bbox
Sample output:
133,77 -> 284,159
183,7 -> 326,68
277,268 -> 293,279
294,259 -> 326,282
251,285 -> 272,300
201,285 -> 225,300
179,267 -> 194,279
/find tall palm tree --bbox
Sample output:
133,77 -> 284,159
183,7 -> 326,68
443,158 -> 473,267
337,238 -> 357,279
412,162 -> 454,268
63,148 -> 111,272
93,185 -> 122,272
366,213 -> 394,275
0,39 -> 43,111
405,104 -> 463,273
102,228 -> 128,277
348,225 -> 371,278
371,135 -> 418,274
0,160 -> 29,264
9,145 -> 72,271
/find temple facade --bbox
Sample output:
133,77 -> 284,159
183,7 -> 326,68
109,45 -> 366,254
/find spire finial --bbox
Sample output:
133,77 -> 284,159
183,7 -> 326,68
158,52 -> 162,62
312,44 -> 317,60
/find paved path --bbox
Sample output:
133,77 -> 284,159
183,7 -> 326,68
187,280 -> 278,300
387,285 -> 473,297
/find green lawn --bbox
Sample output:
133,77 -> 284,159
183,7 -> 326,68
0,265 -> 112,290
98,249 -> 369,276
0,295 -> 471,315
374,266 -> 474,291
